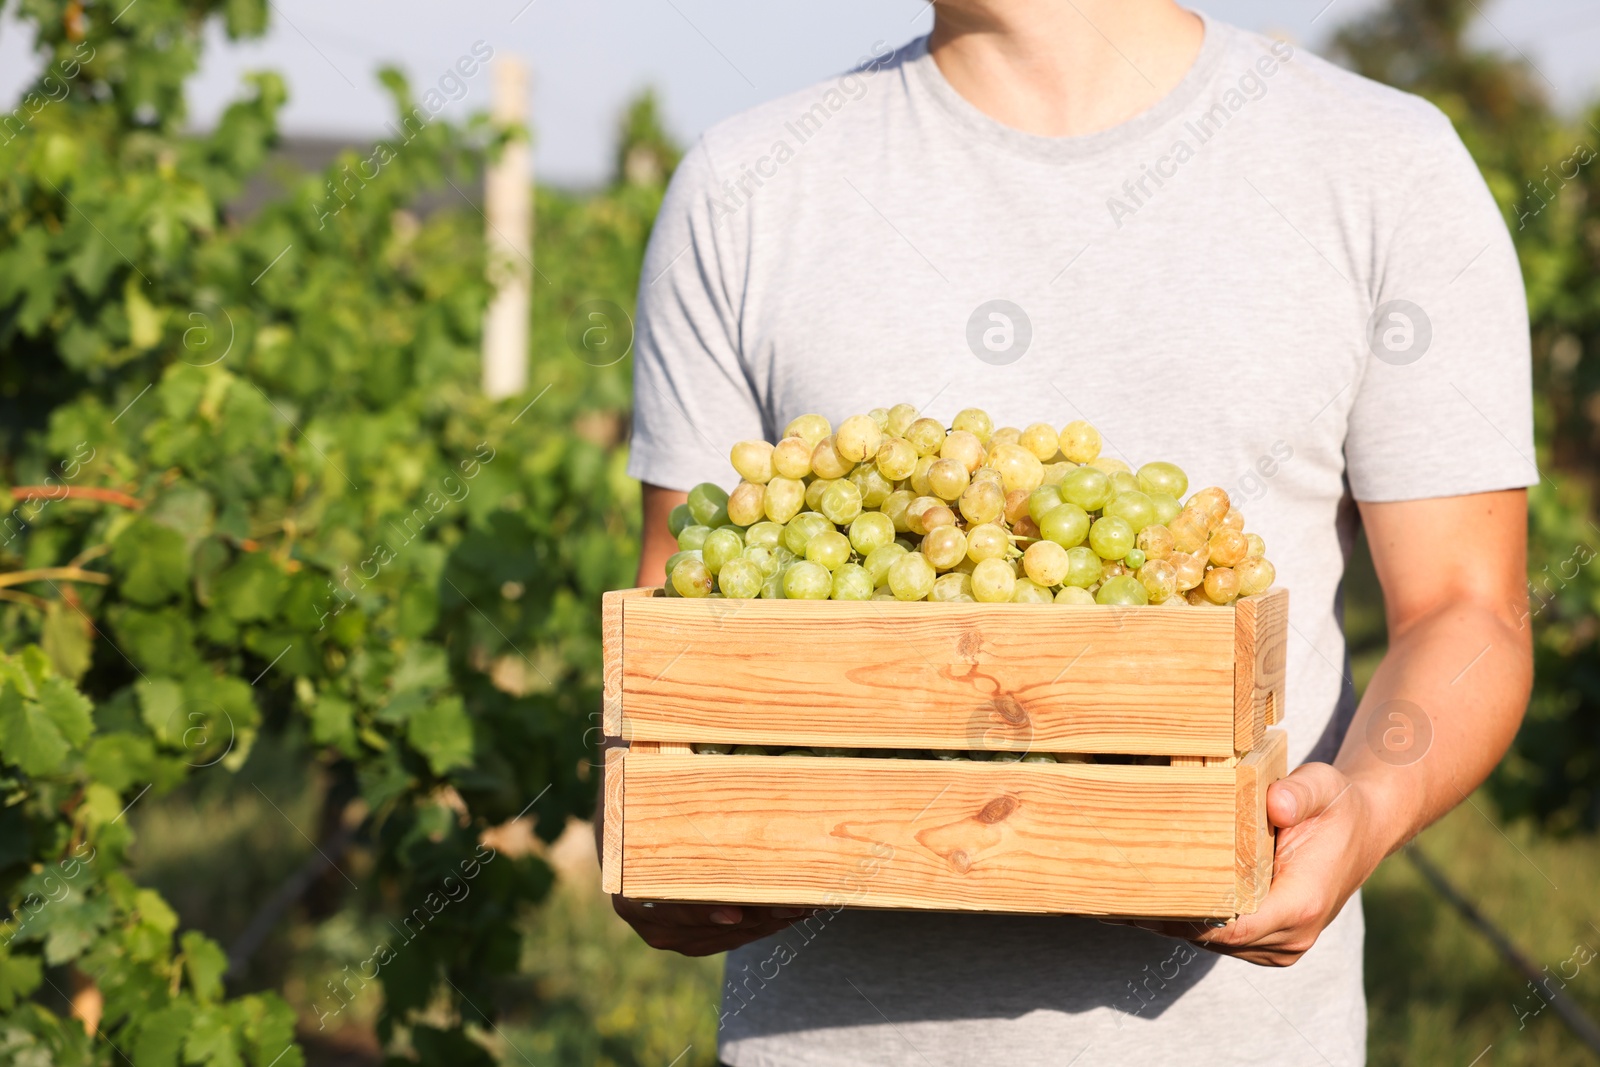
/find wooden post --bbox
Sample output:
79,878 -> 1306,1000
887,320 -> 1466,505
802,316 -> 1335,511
482,56 -> 532,400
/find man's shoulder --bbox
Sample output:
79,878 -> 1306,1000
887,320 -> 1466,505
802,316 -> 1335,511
693,37 -> 921,177
1223,23 -> 1455,144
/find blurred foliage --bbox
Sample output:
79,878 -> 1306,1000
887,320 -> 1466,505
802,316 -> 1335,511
0,0 -> 666,1060
1336,0 -> 1600,833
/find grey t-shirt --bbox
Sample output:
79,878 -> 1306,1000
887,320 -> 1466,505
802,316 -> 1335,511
626,13 -> 1534,1067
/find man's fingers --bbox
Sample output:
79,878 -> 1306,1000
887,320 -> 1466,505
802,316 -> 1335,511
1266,762 -> 1346,828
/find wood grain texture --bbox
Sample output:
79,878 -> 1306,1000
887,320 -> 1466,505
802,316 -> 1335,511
1233,589 -> 1288,752
603,588 -> 657,738
621,756 -> 1242,916
619,594 -> 1238,756
1234,728 -> 1288,912
602,747 -> 625,894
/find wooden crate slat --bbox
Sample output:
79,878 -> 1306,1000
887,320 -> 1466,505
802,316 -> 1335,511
619,596 -> 1238,756
601,747 -> 625,894
1234,728 -> 1287,912
1233,589 -> 1288,752
621,756 -> 1241,916
602,588 -> 657,737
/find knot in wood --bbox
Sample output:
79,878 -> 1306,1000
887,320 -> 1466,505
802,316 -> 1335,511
990,695 -> 1029,728
976,796 -> 1018,824
947,849 -> 972,873
956,629 -> 983,660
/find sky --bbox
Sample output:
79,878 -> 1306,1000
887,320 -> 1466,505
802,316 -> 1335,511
2,0 -> 1599,188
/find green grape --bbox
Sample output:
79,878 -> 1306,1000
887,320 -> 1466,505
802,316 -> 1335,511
1137,524 -> 1175,560
888,551 -> 937,600
1061,466 -> 1114,512
717,557 -> 764,598
702,528 -> 744,574
928,458 -> 970,501
1137,461 -> 1189,499
1023,540 -> 1070,586
783,413 -> 832,447
1055,586 -> 1095,605
1187,486 -> 1231,526
694,742 -> 733,754
1104,490 -> 1157,533
958,479 -> 1006,525
688,482 -> 730,526
972,557 -> 1017,603
1137,559 -> 1177,603
772,436 -> 814,479
1021,752 -> 1058,763
832,563 -> 875,600
1123,547 -> 1146,571
1150,492 -> 1183,526
868,407 -> 889,430
987,443 -> 1045,493
941,430 -> 986,474
812,435 -> 854,479
1057,420 -> 1101,463
730,440 -> 776,484
835,414 -> 884,463
885,403 -> 919,437
1041,461 -> 1075,486
782,749 -> 817,756
804,476 -> 835,513
1028,485 -> 1065,524
966,522 -> 1011,563
727,482 -> 766,526
1039,502 -> 1091,548
731,745 -> 772,755
1236,557 -> 1275,597
763,477 -> 806,523
772,544 -> 798,568
667,503 -> 692,538
760,570 -> 787,598
783,512 -> 831,555
743,545 -> 780,578
1203,566 -> 1241,605
671,557 -> 714,598
935,751 -> 971,761
1209,527 -> 1249,567
930,571 -> 974,602
1020,423 -> 1060,462
921,526 -> 968,570
875,436 -> 919,480
1109,471 -> 1139,497
745,521 -> 784,549
1244,533 -> 1267,559
863,543 -> 908,586
849,512 -> 896,555
849,464 -> 895,508
819,480 -> 864,524
677,524 -> 713,551
1012,577 -> 1054,604
806,529 -> 853,571
906,417 -> 946,456
814,747 -> 854,758
952,407 -> 993,443
1088,515 -> 1135,559
1170,551 -> 1207,591
1096,574 -> 1149,605
881,489 -> 915,532
783,560 -> 833,599
895,536 -> 919,552
1064,546 -> 1102,588
1090,456 -> 1132,475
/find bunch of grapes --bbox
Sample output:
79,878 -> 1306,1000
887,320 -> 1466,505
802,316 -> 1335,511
664,406 -> 1275,607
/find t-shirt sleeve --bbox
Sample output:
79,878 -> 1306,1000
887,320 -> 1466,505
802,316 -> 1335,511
1343,107 -> 1537,502
625,138 -> 767,493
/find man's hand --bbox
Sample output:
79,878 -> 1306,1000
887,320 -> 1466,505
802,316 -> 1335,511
612,896 -> 813,957
1122,762 -> 1384,966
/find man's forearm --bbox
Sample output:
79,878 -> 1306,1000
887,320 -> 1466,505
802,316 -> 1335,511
1333,599 -> 1532,863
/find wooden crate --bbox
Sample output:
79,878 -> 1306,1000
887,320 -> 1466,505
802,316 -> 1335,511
601,587 -> 1288,919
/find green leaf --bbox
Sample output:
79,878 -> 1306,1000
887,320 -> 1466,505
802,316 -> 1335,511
211,554 -> 286,622
133,1002 -> 194,1067
40,602 -> 92,682
406,695 -> 474,776
27,889 -> 113,965
391,643 -> 449,693
112,520 -> 192,605
0,680 -> 71,776
184,1005 -> 243,1067
0,951 -> 43,1011
36,677 -> 93,749
308,694 -> 357,754
139,678 -> 185,745
182,930 -> 229,1004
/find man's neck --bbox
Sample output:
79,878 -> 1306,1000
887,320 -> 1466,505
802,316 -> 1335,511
928,1 -> 1205,138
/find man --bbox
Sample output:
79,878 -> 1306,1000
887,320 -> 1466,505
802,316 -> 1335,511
614,1 -> 1534,1063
